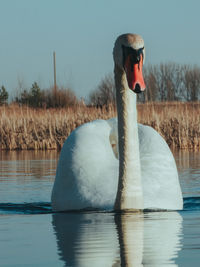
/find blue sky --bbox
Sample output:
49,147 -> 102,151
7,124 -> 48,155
1,0 -> 200,99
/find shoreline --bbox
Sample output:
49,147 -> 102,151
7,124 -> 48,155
0,102 -> 199,151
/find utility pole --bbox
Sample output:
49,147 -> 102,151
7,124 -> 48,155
53,51 -> 57,94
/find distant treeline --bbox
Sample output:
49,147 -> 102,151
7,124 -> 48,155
89,63 -> 200,105
0,82 -> 80,108
1,62 -> 200,107
142,63 -> 200,102
15,82 -> 79,108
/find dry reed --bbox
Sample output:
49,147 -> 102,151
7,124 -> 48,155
0,102 -> 200,150
138,102 -> 200,150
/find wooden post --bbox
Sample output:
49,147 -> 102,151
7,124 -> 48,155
53,51 -> 57,94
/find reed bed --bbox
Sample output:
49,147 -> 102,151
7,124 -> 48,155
138,102 -> 200,150
0,102 -> 200,150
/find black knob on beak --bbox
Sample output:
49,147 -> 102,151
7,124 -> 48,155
134,83 -> 142,93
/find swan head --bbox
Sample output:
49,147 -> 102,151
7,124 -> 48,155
113,33 -> 146,93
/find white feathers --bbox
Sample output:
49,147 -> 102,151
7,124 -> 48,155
51,118 -> 183,211
51,120 -> 119,211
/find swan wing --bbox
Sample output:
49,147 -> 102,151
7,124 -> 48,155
138,124 -> 183,210
51,119 -> 118,211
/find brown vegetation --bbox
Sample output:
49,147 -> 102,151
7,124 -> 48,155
0,102 -> 200,150
0,104 -> 115,150
15,82 -> 78,108
138,102 -> 200,150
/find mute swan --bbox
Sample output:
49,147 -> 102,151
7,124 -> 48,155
51,33 -> 183,211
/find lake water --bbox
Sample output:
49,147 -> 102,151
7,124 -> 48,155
0,150 -> 200,266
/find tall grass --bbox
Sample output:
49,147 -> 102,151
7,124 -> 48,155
138,102 -> 200,150
0,102 -> 199,150
0,104 -> 115,150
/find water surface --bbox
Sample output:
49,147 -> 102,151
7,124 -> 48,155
0,150 -> 200,266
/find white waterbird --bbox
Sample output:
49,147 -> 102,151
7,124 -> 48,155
51,33 -> 183,211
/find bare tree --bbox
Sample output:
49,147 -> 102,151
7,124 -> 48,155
89,74 -> 115,107
89,63 -> 200,105
143,63 -> 200,102
184,66 -> 200,101
143,65 -> 159,101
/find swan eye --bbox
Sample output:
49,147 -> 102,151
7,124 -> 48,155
122,45 -> 144,68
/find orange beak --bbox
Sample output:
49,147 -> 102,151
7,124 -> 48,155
124,55 -> 146,93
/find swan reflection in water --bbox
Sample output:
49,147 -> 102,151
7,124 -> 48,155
52,211 -> 182,267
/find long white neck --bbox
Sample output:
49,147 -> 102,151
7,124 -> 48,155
114,64 -> 143,210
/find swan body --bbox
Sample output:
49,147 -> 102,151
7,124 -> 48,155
51,118 -> 182,211
51,33 -> 183,211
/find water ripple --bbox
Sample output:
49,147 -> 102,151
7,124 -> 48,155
0,202 -> 52,214
0,197 -> 199,214
183,196 -> 200,211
